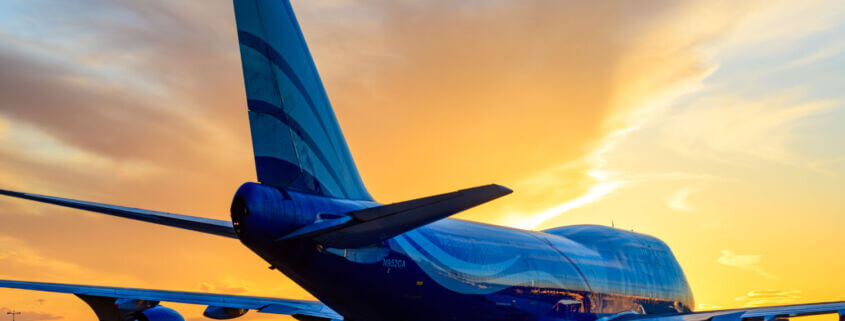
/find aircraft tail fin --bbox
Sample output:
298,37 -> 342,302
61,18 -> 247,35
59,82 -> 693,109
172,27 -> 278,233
233,0 -> 372,201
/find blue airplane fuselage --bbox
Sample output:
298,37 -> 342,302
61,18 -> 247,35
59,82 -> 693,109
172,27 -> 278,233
233,183 -> 694,321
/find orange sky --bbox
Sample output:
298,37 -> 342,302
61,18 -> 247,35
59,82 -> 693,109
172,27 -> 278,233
0,1 -> 843,321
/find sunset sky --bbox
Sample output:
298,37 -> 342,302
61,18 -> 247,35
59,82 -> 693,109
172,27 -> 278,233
0,1 -> 843,320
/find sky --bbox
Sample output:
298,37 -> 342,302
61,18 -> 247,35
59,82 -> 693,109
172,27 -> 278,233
0,0 -> 842,320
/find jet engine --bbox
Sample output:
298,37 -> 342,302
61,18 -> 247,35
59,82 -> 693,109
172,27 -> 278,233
75,295 -> 185,321
124,306 -> 185,321
232,182 -> 298,240
203,306 -> 248,319
230,182 -> 318,244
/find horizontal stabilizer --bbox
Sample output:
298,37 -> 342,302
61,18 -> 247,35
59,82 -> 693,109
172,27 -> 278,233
0,189 -> 236,238
282,184 -> 512,248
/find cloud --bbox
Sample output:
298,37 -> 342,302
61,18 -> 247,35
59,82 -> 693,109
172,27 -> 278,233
734,289 -> 802,307
0,0 -> 838,319
0,47 -> 181,160
0,0 -> 770,234
808,156 -> 845,176
296,0 -> 755,209
0,236 -> 87,279
717,0 -> 845,51
696,304 -> 721,310
780,38 -> 845,71
717,250 -> 776,279
502,161 -> 625,230
0,307 -> 62,321
0,0 -> 253,199
0,233 -> 143,289
198,281 -> 247,295
668,188 -> 694,212
662,90 -> 841,169
461,0 -> 770,229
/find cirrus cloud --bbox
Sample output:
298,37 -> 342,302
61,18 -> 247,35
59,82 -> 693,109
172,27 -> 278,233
734,289 -> 802,307
717,250 -> 776,279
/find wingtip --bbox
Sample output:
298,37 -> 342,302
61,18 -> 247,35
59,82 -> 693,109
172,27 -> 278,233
463,184 -> 513,197
493,184 -> 513,195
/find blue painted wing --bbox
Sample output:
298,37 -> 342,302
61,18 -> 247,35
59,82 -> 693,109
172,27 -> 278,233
0,279 -> 342,320
234,0 -> 372,201
0,188 -> 236,238
281,184 -> 513,248
615,302 -> 845,321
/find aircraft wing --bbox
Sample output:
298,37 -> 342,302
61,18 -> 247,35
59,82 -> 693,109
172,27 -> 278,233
0,279 -> 342,320
617,302 -> 845,321
0,189 -> 237,238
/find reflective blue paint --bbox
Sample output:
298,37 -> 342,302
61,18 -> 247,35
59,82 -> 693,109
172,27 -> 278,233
139,306 -> 184,321
238,30 -> 331,138
0,1 -> 842,321
247,97 -> 353,197
246,99 -> 332,161
231,1 -> 694,319
235,0 -> 371,200
232,183 -> 694,321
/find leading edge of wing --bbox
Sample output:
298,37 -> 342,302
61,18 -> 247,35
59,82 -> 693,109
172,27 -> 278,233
0,279 -> 341,320
620,301 -> 845,321
0,188 -> 237,238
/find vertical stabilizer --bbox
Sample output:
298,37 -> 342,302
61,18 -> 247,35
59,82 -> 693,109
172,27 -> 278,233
233,0 -> 372,200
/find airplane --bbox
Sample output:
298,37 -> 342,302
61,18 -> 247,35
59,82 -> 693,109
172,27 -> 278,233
0,1 -> 842,321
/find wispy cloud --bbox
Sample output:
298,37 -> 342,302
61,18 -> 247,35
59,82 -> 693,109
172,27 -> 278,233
734,289 -> 802,307
808,156 -> 845,176
717,250 -> 776,279
497,79 -> 712,229
780,38 -> 845,71
488,0 -> 775,230
0,236 -> 87,279
0,235 -> 142,287
506,166 -> 625,230
697,304 -> 722,310
668,187 -> 694,212
662,93 -> 841,169
198,281 -> 248,295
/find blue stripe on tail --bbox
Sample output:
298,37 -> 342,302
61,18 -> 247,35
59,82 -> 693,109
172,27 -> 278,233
234,0 -> 372,201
